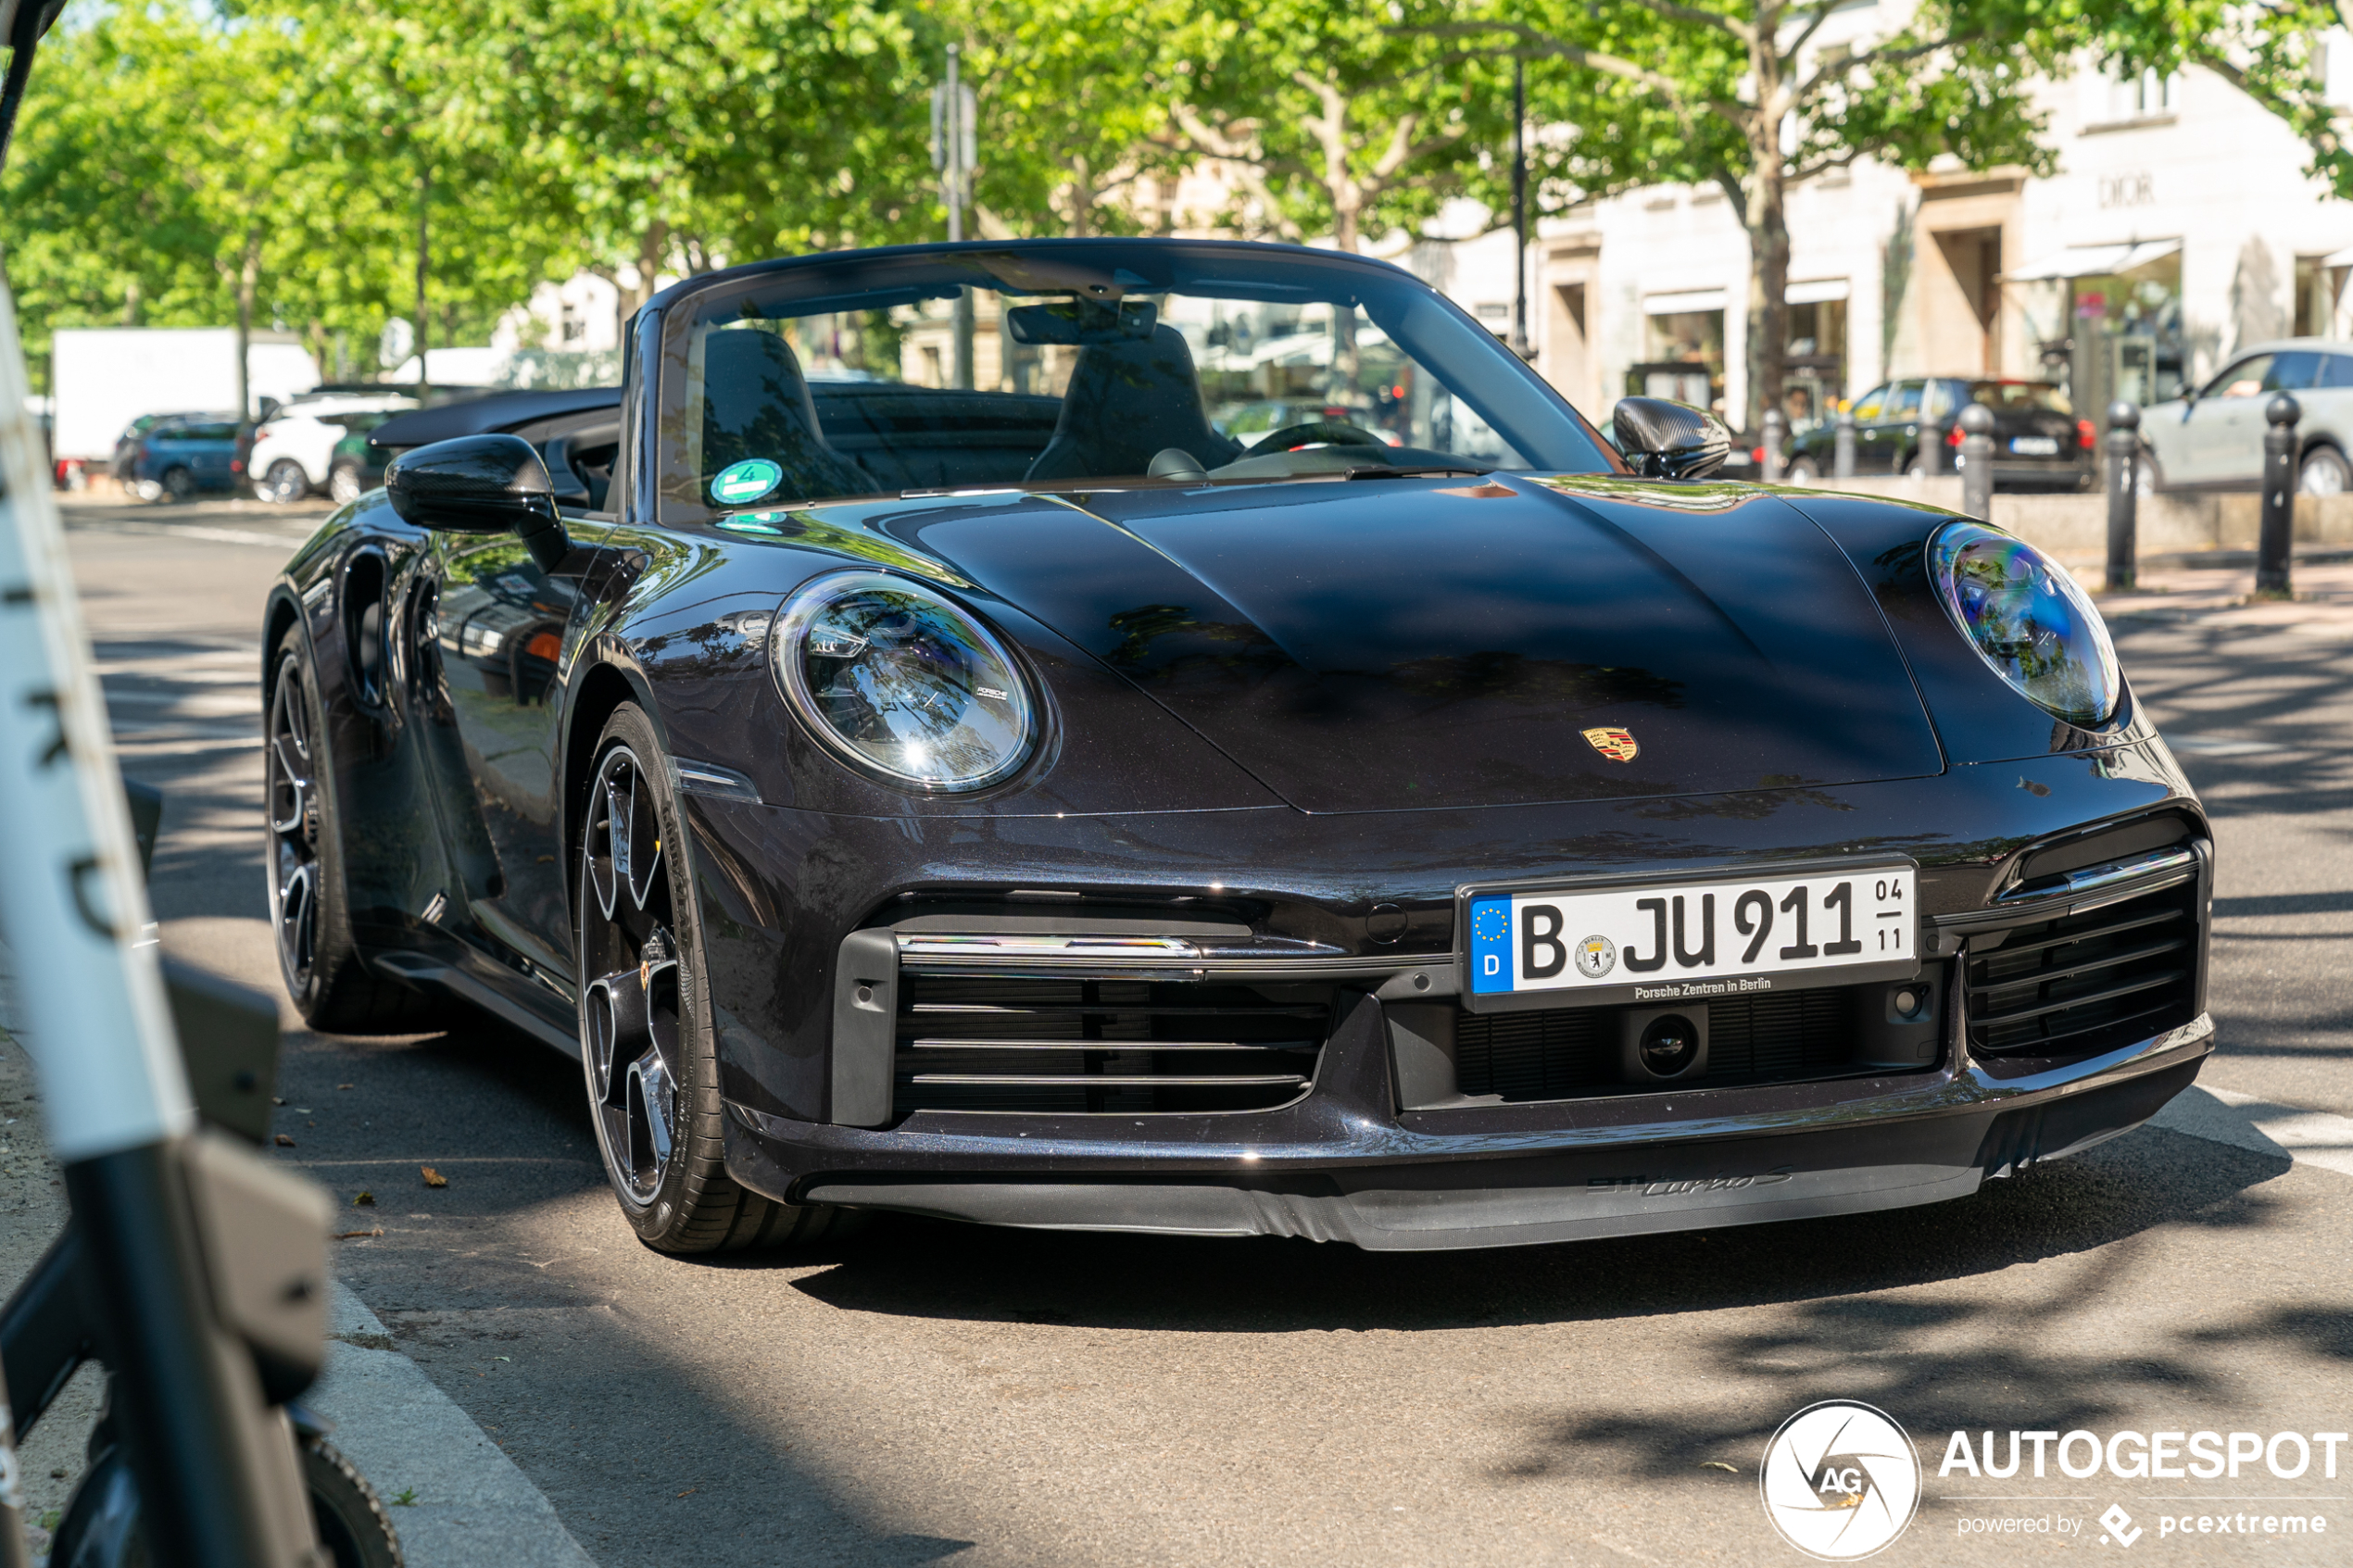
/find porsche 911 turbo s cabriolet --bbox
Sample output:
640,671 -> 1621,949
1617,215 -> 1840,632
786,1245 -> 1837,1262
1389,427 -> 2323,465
262,238 -> 2213,1254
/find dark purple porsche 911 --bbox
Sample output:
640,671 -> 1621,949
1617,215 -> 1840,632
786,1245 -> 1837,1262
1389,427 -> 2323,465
262,238 -> 2211,1254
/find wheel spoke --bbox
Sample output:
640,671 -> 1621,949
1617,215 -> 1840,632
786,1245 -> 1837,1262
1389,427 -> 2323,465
623,764 -> 662,914
626,1048 -> 674,1183
584,967 -> 646,1108
277,859 -> 313,978
268,736 -> 309,834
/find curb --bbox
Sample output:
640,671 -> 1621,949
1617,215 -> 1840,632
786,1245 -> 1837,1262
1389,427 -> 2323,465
310,1286 -> 598,1567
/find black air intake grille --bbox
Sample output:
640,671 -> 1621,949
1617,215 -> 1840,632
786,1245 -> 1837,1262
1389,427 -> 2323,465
894,977 -> 1330,1115
1966,882 -> 2198,1059
1453,989 -> 1863,1102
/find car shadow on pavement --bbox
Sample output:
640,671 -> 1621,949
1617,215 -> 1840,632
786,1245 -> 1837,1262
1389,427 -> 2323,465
783,1126 -> 2298,1335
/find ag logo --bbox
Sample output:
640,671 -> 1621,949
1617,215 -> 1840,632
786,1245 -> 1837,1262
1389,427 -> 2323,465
1574,935 -> 1615,978
1581,726 -> 1639,762
1759,1400 -> 1920,1560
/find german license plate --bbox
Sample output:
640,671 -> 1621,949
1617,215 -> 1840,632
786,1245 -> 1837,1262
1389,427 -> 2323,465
2009,436 -> 2059,456
1465,865 -> 1917,1008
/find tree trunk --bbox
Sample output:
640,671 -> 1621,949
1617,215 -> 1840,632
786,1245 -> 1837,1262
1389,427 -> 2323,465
1748,172 -> 1790,436
635,220 -> 669,313
416,164 -> 432,401
1064,157 -> 1094,237
233,234 -> 258,424
120,279 -> 140,328
1744,41 -> 1792,437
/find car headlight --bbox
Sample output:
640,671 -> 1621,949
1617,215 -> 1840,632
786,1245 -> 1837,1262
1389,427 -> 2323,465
1927,521 -> 2121,726
771,570 -> 1036,792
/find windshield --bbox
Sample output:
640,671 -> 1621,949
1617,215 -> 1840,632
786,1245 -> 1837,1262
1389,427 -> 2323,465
655,241 -> 1618,521
1969,381 -> 2071,414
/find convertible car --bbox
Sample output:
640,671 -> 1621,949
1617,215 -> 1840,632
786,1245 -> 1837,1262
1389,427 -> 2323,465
262,239 -> 2213,1254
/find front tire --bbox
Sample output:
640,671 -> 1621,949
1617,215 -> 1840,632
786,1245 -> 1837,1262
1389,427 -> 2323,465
576,704 -> 849,1253
267,627 -> 456,1033
329,458 -> 366,506
159,466 -> 195,502
1785,457 -> 1820,483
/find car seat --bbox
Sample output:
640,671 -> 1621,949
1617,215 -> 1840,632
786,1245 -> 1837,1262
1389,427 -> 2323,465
1024,326 -> 1241,482
699,329 -> 872,503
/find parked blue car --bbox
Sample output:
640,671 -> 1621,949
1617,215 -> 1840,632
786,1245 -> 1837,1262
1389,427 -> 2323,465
128,415 -> 245,501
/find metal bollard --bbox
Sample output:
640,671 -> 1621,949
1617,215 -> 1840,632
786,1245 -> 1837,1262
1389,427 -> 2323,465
1919,414 -> 1944,477
1957,403 -> 1994,520
2258,393 -> 2300,597
1761,408 -> 1786,482
2106,401 -> 2140,592
1834,408 -> 1856,479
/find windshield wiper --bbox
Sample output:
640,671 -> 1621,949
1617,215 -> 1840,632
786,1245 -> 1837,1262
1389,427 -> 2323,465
1342,464 -> 1492,480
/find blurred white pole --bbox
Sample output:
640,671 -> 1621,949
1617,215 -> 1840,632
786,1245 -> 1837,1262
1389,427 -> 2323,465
0,272 -> 191,1160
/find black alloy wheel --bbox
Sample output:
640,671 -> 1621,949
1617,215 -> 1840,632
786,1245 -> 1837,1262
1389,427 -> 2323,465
576,704 -> 851,1252
160,466 -> 196,501
262,458 -> 309,504
267,647 -> 326,1000
266,631 -> 455,1032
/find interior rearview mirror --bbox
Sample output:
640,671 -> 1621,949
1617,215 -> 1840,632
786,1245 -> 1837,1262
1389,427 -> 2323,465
1612,396 -> 1733,481
385,433 -> 571,571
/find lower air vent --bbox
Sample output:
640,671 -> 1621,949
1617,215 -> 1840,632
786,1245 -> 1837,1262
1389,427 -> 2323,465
894,977 -> 1332,1115
1966,882 -> 2199,1059
1454,989 -> 1868,1102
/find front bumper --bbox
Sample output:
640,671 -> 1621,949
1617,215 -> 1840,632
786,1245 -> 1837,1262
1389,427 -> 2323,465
724,1003 -> 2212,1249
694,746 -> 2214,1249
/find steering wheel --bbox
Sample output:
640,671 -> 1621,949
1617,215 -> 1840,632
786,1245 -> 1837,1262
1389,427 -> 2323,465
1241,420 -> 1391,458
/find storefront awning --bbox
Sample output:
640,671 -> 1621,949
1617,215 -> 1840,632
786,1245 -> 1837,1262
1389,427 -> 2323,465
1645,288 -> 1727,314
1786,279 -> 1850,305
2004,239 -> 2182,282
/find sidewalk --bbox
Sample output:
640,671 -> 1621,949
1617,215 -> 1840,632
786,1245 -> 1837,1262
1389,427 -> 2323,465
2088,555 -> 2353,633
0,947 -> 596,1566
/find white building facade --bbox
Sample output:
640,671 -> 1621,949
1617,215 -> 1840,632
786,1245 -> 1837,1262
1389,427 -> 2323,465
1517,44 -> 2353,434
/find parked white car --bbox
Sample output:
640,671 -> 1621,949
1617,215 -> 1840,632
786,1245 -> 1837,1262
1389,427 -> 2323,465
247,392 -> 417,503
2138,338 -> 2353,495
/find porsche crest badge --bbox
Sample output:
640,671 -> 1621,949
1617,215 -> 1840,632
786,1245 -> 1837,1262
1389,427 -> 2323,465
1581,726 -> 1640,762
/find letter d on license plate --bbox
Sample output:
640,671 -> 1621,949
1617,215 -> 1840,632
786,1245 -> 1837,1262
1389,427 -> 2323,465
1464,863 -> 1919,1009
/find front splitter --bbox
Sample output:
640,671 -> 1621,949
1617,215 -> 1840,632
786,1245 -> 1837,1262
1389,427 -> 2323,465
781,1056 -> 2201,1251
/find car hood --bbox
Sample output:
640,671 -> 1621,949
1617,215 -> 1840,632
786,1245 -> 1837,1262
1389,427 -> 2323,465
895,474 -> 1944,813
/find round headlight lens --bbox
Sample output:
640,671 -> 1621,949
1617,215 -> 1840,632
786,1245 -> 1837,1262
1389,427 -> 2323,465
1927,521 -> 2121,726
772,571 -> 1035,791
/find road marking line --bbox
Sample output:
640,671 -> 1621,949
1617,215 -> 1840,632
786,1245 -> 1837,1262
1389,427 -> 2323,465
2150,1085 -> 2353,1179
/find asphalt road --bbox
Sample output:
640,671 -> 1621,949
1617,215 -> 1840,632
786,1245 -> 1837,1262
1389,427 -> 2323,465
66,494 -> 2353,1566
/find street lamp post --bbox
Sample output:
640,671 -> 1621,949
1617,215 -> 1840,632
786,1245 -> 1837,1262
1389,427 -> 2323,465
932,47 -> 977,390
1511,57 -> 1529,360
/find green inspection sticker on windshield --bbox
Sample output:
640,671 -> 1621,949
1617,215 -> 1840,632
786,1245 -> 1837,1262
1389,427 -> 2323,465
711,458 -> 784,505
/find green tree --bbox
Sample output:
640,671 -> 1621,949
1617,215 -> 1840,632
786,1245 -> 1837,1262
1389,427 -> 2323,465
480,0 -> 933,314
1167,0 -> 1510,253
1429,0 -> 2347,428
932,0 -> 1187,237
1,2 -> 301,405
